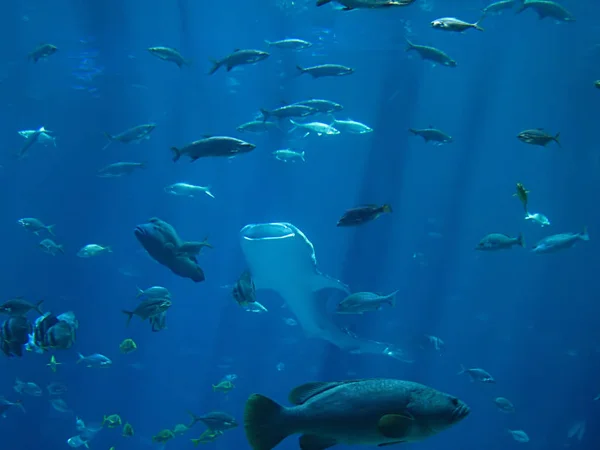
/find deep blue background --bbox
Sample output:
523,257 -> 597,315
1,0 -> 598,449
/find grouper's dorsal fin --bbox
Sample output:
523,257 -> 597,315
288,380 -> 361,405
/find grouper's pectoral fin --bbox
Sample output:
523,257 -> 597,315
378,414 -> 414,439
310,273 -> 349,293
299,434 -> 337,450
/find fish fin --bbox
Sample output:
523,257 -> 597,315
554,132 -> 561,147
35,299 -> 44,315
46,224 -> 56,236
288,381 -> 348,405
457,364 -> 466,375
296,65 -> 305,73
299,435 -> 337,450
378,441 -> 405,446
377,414 -> 414,439
244,393 -> 290,450
404,38 -> 414,51
516,233 -> 525,248
186,410 -> 202,427
474,13 -> 486,31
122,310 -> 134,326
76,353 -> 84,364
170,147 -> 182,162
580,226 -> 590,241
260,108 -> 270,122
208,59 -> 222,75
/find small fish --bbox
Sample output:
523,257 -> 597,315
513,182 -> 529,211
494,397 -> 515,413
153,429 -> 176,443
0,397 -> 26,417
232,270 -> 256,307
17,218 -> 55,236
296,64 -> 354,78
237,121 -> 278,133
136,286 -> 171,299
14,378 -> 43,396
165,182 -> 215,199
516,0 -> 575,22
187,411 -> 238,431
293,99 -> 343,113
102,414 -> 122,428
47,355 -> 62,372
103,123 -> 156,149
317,0 -> 414,10
148,46 -> 191,67
431,16 -> 485,32
119,338 -> 137,354
595,80 -> 600,89
273,149 -> 305,162
18,129 -> 56,147
337,291 -> 398,314
289,120 -> 340,137
331,119 -> 373,134
18,126 -> 47,157
77,353 -> 113,368
171,136 -> 256,162
406,39 -> 456,67
173,423 -> 190,435
482,0 -> 516,14
122,422 -> 135,437
475,233 -> 524,251
209,49 -> 269,75
265,39 -> 312,50
525,212 -> 550,227
97,162 -> 145,177
532,227 -> 589,254
50,398 -> 72,413
77,244 -> 112,258
122,298 -> 172,326
517,128 -> 560,147
47,382 -> 68,396
409,126 -> 452,144
458,365 -> 495,383
508,429 -> 530,443
0,297 -> 43,316
191,429 -> 223,445
337,204 -> 392,227
67,435 -> 89,448
29,43 -> 57,62
260,105 -> 316,121
212,380 -> 235,393
39,238 -> 64,255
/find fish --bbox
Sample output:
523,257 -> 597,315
18,126 -> 47,157
14,378 -> 43,396
171,136 -> 256,162
405,39 -> 456,67
134,217 -> 206,282
188,411 -> 238,431
122,298 -> 172,326
97,162 -> 145,177
516,0 -> 575,22
475,233 -> 524,251
18,129 -> 56,147
482,0 -> 516,14
273,149 -> 305,162
261,105 -> 316,121
265,39 -> 312,50
47,382 -> 68,396
209,49 -> 270,75
39,238 -> 65,255
29,43 -> 57,62
191,429 -> 223,445
122,422 -> 135,437
77,353 -> 112,368
67,435 -> 89,448
513,182 -> 529,211
1,316 -> 31,357
0,297 -> 43,316
337,204 -> 392,227
50,398 -> 72,413
165,182 -> 215,199
532,227 -> 589,253
517,128 -> 560,147
136,286 -> 171,299
431,16 -> 485,32
17,218 -> 55,236
149,311 -> 168,332
103,123 -> 156,149
289,120 -> 339,137
508,429 -> 530,443
76,244 -> 112,257
296,64 -> 354,78
237,121 -> 279,133
148,46 -> 191,67
292,99 -> 343,113
119,338 -> 137,354
330,119 -> 373,134
243,379 -> 470,450
337,291 -> 398,314
525,212 -> 550,227
458,365 -> 495,383
494,397 -> 515,413
409,127 -> 453,144
317,0 -> 415,10
239,223 -> 406,359
0,397 -> 25,417
232,270 -> 256,306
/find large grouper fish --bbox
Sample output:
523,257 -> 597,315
239,222 -> 408,360
244,378 -> 470,450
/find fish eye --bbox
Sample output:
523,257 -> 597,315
450,397 -> 459,406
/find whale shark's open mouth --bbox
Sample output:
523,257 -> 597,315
240,222 -> 409,360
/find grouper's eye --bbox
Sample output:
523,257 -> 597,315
450,397 -> 459,406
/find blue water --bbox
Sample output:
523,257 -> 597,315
1,0 -> 599,449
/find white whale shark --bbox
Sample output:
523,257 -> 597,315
239,222 -> 409,360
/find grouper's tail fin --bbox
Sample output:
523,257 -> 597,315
244,394 -> 291,450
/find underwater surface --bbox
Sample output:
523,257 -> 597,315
0,0 -> 599,449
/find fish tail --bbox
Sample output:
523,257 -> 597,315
389,290 -> 398,307
102,132 -> 113,150
405,38 -> 415,51
35,299 -> 44,315
580,226 -> 590,241
260,108 -> 270,122
76,353 -> 84,364
170,147 -> 182,162
288,119 -> 299,133
244,394 -> 292,450
382,204 -> 392,214
264,40 -> 273,46
516,232 -> 525,248
191,438 -> 201,446
457,364 -> 466,375
186,410 -> 202,427
208,58 -> 222,75
122,310 -> 134,327
295,65 -> 305,75
408,128 -> 417,135
554,132 -> 561,147
474,14 -> 486,31
300,151 -> 305,161
106,246 -> 113,253
515,2 -> 526,14
46,224 -> 56,236
14,399 -> 26,414
58,244 -> 65,254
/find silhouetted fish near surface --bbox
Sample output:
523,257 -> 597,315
337,204 -> 392,227
244,379 -> 469,450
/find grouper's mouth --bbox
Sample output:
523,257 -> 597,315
453,403 -> 470,422
240,223 -> 295,241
